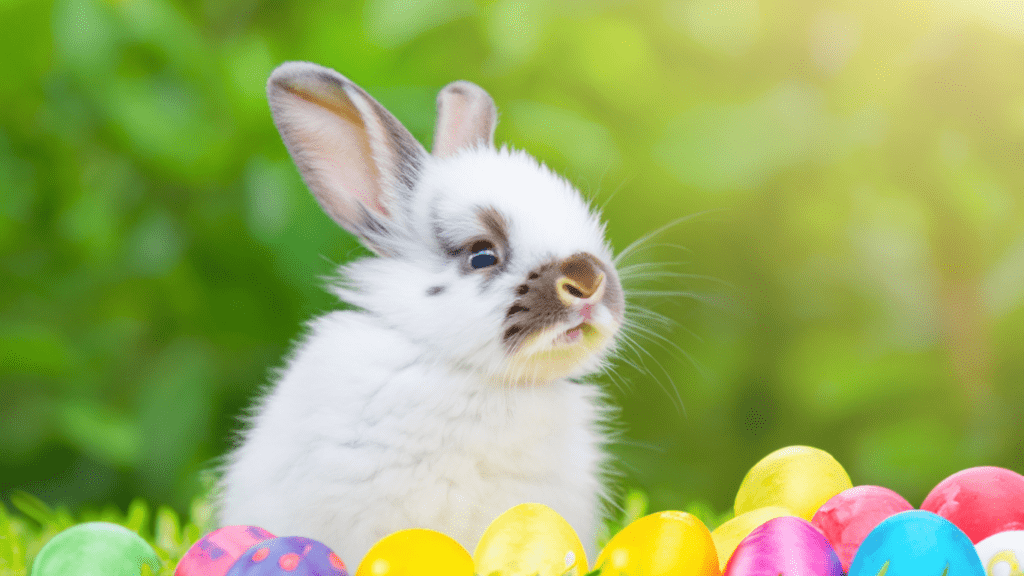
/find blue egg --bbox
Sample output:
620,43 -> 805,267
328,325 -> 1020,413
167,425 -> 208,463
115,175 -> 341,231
225,536 -> 349,576
848,510 -> 985,576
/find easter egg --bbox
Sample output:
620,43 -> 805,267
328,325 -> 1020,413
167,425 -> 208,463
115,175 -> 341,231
710,506 -> 795,570
595,510 -> 720,576
474,503 -> 588,576
734,445 -> 852,521
722,516 -> 842,576
31,521 -> 161,576
356,528 -> 473,576
226,536 -> 348,576
920,466 -> 1024,544
847,510 -> 985,576
811,485 -> 914,572
175,525 -> 276,576
976,531 -> 1024,576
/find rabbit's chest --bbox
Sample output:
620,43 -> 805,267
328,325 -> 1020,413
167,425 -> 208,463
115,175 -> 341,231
368,373 -> 597,482
356,372 -> 606,551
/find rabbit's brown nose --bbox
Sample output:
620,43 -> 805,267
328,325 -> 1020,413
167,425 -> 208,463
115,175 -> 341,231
557,253 -> 604,301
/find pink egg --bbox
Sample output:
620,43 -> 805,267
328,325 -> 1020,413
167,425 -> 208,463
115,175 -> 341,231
811,485 -> 914,572
921,466 -> 1024,544
175,525 -> 276,576
723,516 -> 843,576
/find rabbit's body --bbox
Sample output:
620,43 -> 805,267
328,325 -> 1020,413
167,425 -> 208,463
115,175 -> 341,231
218,62 -> 627,566
220,309 -> 608,563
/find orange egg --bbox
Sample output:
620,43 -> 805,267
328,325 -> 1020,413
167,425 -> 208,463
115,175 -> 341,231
595,511 -> 721,576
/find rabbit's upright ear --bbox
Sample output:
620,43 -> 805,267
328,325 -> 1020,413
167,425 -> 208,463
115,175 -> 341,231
267,62 -> 427,254
432,81 -> 497,158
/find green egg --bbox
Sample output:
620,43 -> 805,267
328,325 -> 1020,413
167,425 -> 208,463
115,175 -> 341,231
31,522 -> 161,576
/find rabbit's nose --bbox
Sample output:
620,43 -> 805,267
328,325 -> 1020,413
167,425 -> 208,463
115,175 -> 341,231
557,253 -> 605,302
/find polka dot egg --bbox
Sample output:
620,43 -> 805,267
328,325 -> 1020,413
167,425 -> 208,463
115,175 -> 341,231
175,525 -> 276,576
226,536 -> 348,576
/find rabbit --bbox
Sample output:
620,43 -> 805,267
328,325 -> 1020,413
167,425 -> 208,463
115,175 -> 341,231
215,60 -> 629,567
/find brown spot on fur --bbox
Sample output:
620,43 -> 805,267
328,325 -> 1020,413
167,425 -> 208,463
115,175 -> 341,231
477,207 -> 510,265
500,254 -> 625,353
451,207 -> 512,278
501,260 -> 566,351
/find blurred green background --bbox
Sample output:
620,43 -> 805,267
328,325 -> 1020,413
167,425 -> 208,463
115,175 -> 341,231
2,0 -> 1023,524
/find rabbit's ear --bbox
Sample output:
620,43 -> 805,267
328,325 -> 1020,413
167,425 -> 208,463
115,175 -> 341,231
267,62 -> 426,254
432,81 -> 497,158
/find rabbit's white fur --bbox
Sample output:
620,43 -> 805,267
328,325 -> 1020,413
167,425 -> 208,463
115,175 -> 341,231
217,62 -> 625,566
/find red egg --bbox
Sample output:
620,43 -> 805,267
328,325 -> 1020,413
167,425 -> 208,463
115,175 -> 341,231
175,525 -> 276,576
921,466 -> 1024,544
811,485 -> 914,572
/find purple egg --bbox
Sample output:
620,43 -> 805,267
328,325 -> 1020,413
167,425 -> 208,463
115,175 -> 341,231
175,525 -> 276,576
226,536 -> 348,576
724,516 -> 844,576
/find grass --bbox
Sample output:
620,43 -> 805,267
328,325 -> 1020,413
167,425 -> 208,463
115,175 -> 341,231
0,491 -> 213,576
0,489 -> 730,575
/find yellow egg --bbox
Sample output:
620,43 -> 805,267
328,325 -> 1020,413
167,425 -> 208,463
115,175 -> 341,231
710,506 -> 795,570
473,503 -> 588,576
734,445 -> 852,521
594,511 -> 721,576
355,528 -> 473,576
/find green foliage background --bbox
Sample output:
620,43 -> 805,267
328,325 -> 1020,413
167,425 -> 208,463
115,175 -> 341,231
2,0 -> 1023,531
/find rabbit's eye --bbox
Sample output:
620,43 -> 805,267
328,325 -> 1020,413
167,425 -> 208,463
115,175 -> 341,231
469,241 -> 498,269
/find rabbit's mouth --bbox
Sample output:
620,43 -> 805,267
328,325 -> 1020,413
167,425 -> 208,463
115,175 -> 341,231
554,322 -> 592,346
526,319 -> 607,355
504,320 -> 612,384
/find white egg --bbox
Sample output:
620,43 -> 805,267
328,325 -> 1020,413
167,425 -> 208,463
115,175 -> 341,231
975,531 -> 1024,576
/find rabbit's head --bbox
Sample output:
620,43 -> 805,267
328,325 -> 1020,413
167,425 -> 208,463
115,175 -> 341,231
268,62 -> 625,384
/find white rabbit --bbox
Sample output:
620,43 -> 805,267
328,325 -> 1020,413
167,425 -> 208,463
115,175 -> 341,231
216,61 -> 628,566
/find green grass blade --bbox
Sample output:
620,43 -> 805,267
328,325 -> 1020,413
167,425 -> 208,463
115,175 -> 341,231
7,493 -> 54,529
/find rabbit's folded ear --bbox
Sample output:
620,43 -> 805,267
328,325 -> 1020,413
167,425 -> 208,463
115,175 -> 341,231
267,62 -> 427,254
432,81 -> 497,158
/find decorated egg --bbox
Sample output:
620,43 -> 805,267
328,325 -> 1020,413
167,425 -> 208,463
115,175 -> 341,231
921,466 -> 1024,544
595,510 -> 720,576
847,510 -> 985,576
474,503 -> 588,576
722,516 -> 842,576
710,506 -> 794,570
31,521 -> 161,576
225,536 -> 347,575
175,525 -> 276,576
356,528 -> 473,576
976,531 -> 1024,576
811,485 -> 914,572
734,445 -> 852,521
